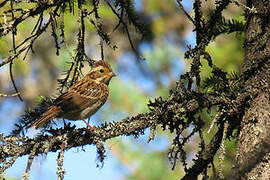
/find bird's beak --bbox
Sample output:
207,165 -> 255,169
110,72 -> 116,78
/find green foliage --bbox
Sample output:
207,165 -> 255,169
109,79 -> 149,114
213,17 -> 246,38
145,43 -> 182,73
114,0 -> 152,39
110,139 -> 182,180
200,32 -> 244,80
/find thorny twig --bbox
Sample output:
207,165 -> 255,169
106,1 -> 145,60
57,135 -> 68,180
217,122 -> 229,179
232,0 -> 257,13
9,0 -> 23,101
0,1 -> 59,37
176,0 -> 195,24
0,92 -> 20,97
22,143 -> 39,180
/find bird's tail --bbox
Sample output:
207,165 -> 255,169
31,105 -> 61,129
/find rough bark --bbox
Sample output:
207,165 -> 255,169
233,1 -> 270,179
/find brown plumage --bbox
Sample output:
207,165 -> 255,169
31,60 -> 116,129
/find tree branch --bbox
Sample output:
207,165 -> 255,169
0,0 -> 61,37
0,73 -> 246,179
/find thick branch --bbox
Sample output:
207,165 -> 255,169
0,111 -> 152,160
1,90 -> 225,160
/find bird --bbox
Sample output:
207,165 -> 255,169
31,60 -> 116,129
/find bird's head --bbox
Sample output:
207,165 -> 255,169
88,60 -> 116,84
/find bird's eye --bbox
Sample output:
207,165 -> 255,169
99,69 -> 104,73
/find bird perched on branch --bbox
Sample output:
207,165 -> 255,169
31,60 -> 116,129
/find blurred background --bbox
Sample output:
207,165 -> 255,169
0,0 -> 244,179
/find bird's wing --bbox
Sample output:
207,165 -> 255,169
54,78 -> 108,113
